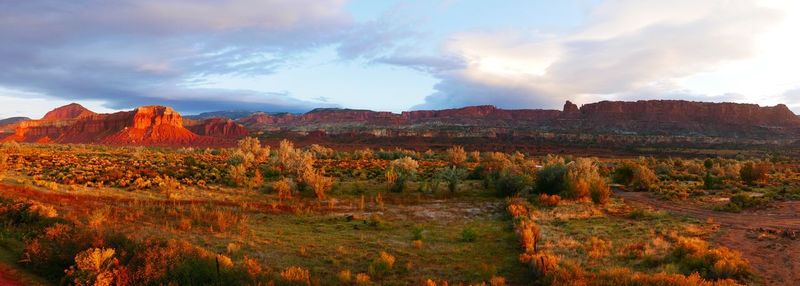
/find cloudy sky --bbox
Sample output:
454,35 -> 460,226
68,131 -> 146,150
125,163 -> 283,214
1,0 -> 799,118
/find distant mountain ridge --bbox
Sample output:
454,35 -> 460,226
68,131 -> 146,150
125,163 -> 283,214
1,100 -> 798,147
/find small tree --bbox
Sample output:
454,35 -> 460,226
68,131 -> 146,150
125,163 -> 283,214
237,137 -> 270,164
276,139 -> 296,172
740,162 -> 769,185
302,169 -> 333,201
446,146 -> 467,167
228,165 -> 248,187
438,166 -> 467,193
274,178 -> 294,201
250,169 -> 264,191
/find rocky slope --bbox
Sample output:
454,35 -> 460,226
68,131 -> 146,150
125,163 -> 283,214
2,104 -> 241,146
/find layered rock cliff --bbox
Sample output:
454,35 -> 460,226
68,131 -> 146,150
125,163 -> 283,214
186,118 -> 249,138
234,100 -> 800,145
3,104 -> 237,146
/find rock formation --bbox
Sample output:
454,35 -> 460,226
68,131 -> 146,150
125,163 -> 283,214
3,104 -> 237,147
4,99 -> 799,148
41,103 -> 95,120
233,100 -> 800,145
186,118 -> 249,138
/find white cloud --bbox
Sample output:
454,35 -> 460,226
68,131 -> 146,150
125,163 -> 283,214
412,0 -> 795,110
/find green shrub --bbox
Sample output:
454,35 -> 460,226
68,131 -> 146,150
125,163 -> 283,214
740,162 -> 769,185
461,228 -> 478,242
613,162 -> 659,191
535,164 -> 567,195
438,166 -> 466,193
716,193 -> 769,213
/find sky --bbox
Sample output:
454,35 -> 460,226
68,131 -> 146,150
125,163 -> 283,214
1,0 -> 799,119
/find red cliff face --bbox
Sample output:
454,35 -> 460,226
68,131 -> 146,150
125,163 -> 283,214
41,103 -> 95,121
186,118 -> 249,138
402,105 -> 560,121
577,100 -> 800,127
302,108 -> 398,122
3,104 -> 236,147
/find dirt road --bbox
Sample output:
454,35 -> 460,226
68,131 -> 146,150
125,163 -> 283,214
615,190 -> 800,285
615,191 -> 800,231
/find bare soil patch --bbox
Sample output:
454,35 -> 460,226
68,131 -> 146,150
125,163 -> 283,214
615,190 -> 800,285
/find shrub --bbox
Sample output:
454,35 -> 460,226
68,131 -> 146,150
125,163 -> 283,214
280,266 -> 311,285
521,253 -> 559,278
585,236 -> 610,259
0,153 -> 8,181
538,194 -> 561,207
65,248 -> 122,286
301,169 -> 333,200
740,162 -> 769,185
613,162 -> 659,191
535,164 -> 567,195
353,148 -> 374,160
589,179 -> 611,205
446,145 -> 467,167
338,269 -> 352,283
228,165 -> 248,187
461,228 -> 478,243
237,137 -> 270,166
716,193 -> 769,212
517,220 -> 540,253
594,268 -> 741,286
308,144 -> 334,159
355,273 -> 371,285
482,152 -> 513,174
507,199 -> 529,218
495,170 -> 532,197
490,275 -> 506,286
386,157 -> 418,192
670,236 -> 750,280
411,226 -> 424,240
243,256 -> 263,279
275,140 -> 316,177
469,151 -> 481,163
273,178 -> 294,201
562,158 -> 608,201
438,166 -> 466,193
368,252 -> 395,278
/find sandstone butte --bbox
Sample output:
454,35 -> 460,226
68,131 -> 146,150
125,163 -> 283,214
1,104 -> 247,147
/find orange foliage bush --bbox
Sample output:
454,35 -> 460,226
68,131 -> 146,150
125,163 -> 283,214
538,194 -> 561,207
280,266 -> 311,285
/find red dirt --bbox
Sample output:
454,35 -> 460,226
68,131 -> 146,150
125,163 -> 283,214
615,190 -> 800,285
0,265 -> 25,286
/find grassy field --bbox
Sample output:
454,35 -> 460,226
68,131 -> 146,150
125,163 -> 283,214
0,141 -> 794,285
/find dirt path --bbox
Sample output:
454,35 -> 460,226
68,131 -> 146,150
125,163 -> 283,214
615,190 -> 800,285
614,191 -> 800,231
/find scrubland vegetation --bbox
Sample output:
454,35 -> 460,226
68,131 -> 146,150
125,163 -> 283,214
0,140 -> 796,285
